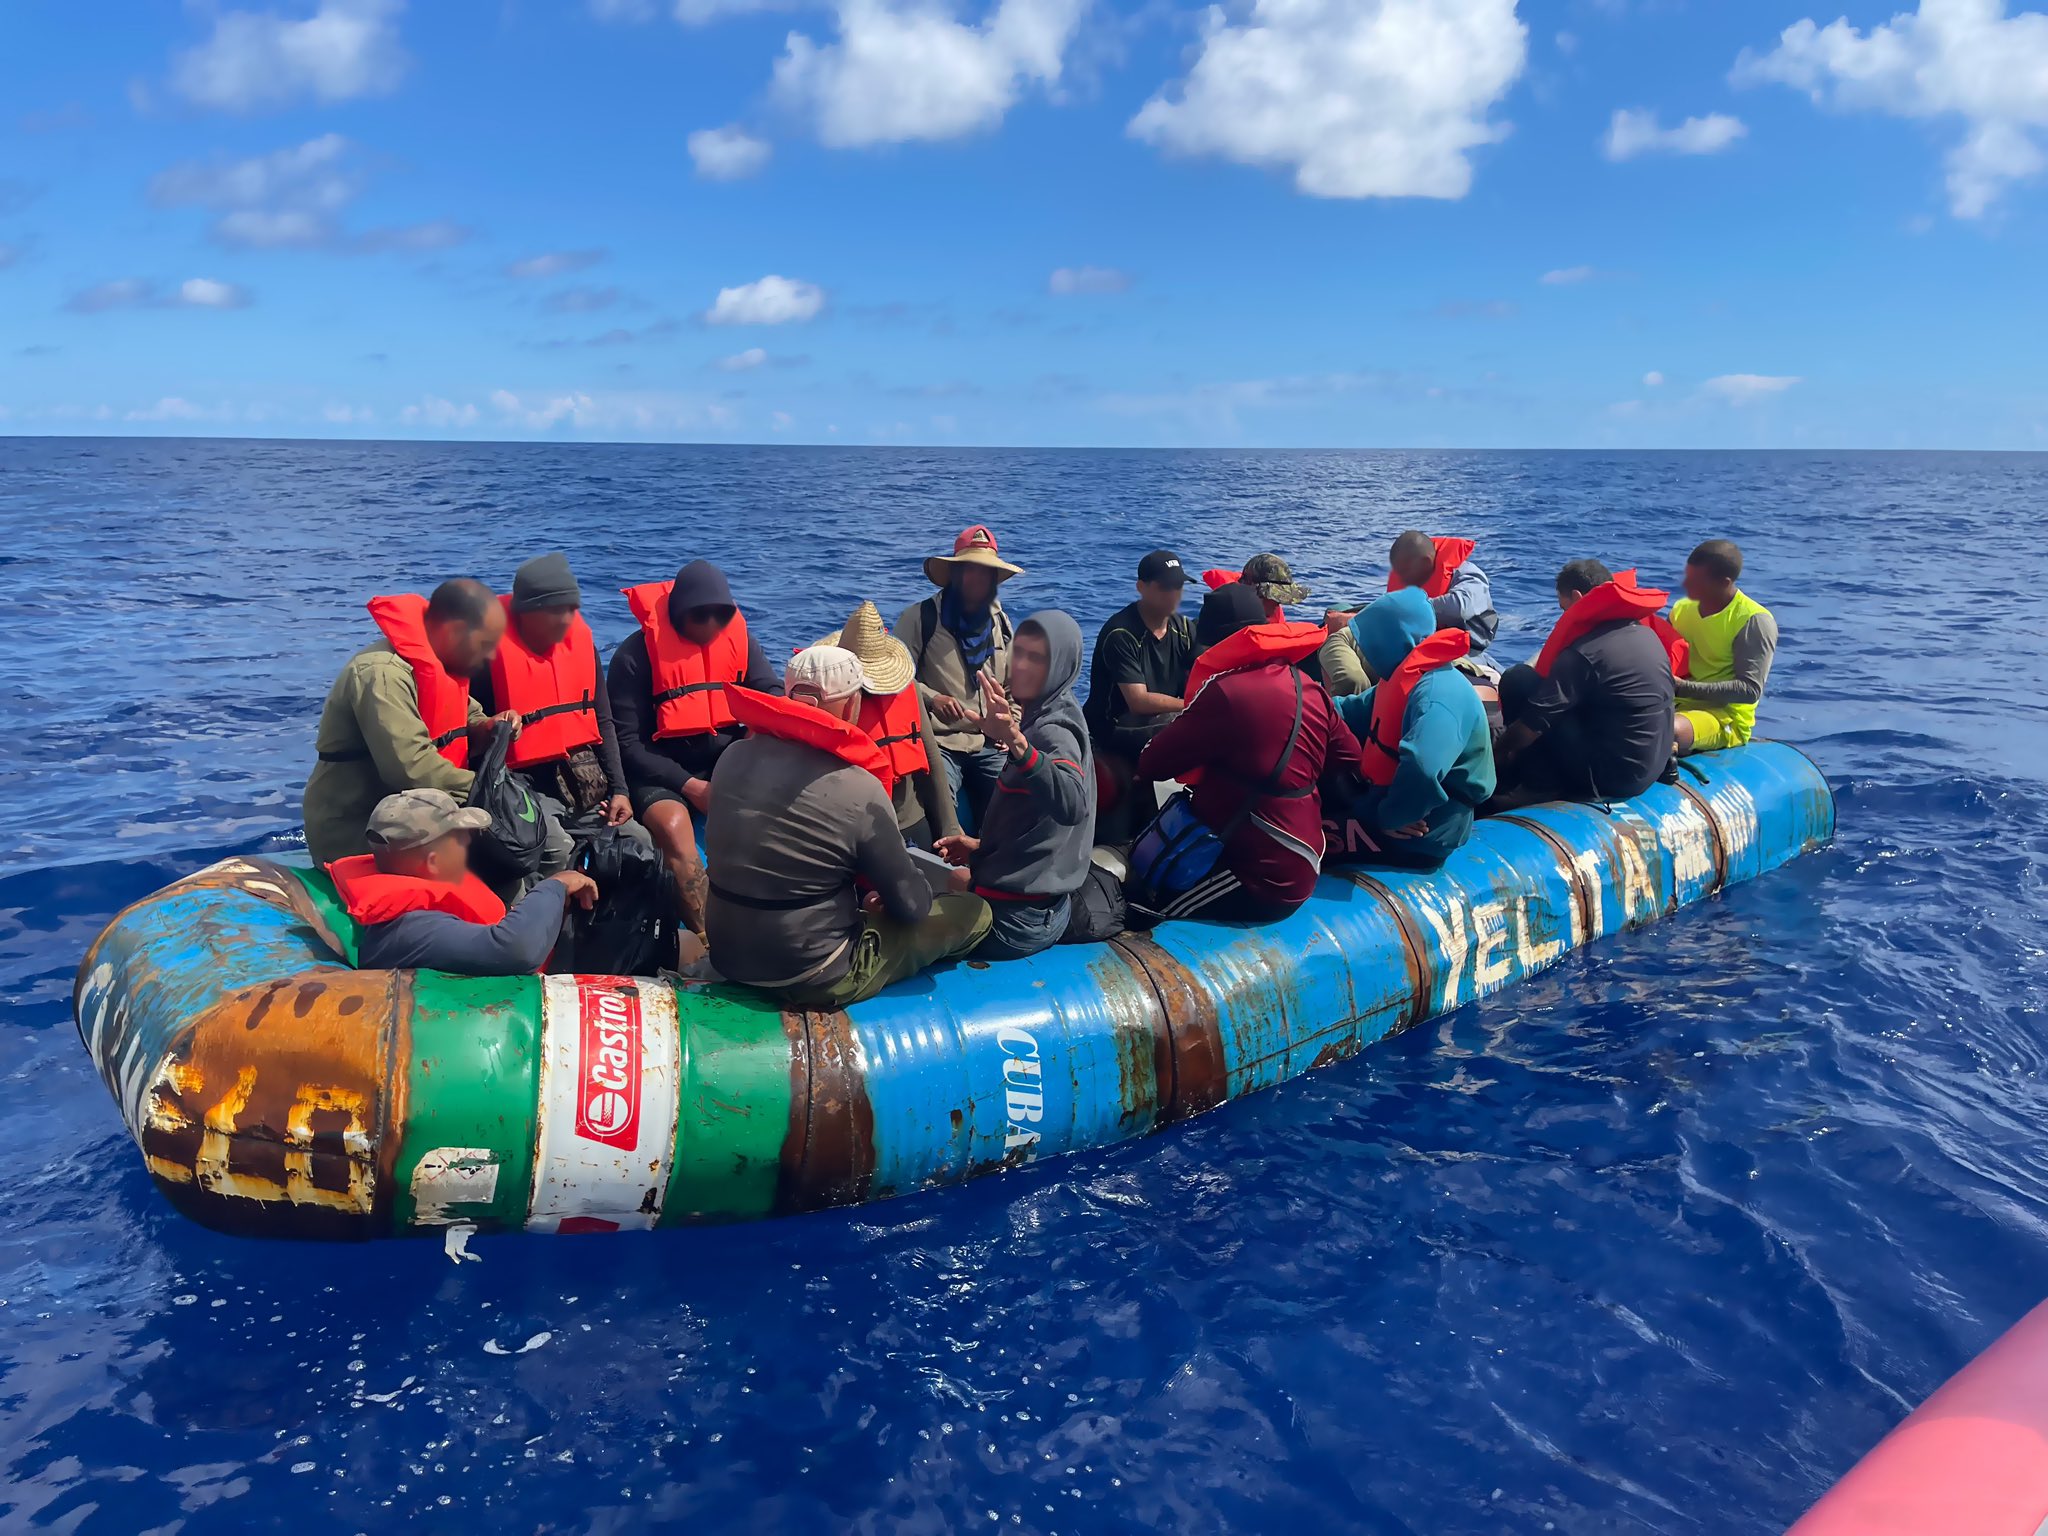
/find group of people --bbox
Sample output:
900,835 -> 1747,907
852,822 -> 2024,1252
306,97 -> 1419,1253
302,521 -> 1777,1007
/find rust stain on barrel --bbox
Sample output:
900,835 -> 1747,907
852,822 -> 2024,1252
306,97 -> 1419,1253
1334,871 -> 1433,1035
779,1008 -> 876,1213
1493,814 -> 1599,942
1110,935 -> 1228,1124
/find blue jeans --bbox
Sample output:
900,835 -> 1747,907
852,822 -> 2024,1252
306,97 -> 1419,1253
971,895 -> 1073,961
940,744 -> 1008,834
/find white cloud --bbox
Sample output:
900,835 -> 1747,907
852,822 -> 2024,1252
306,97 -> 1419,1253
719,347 -> 770,370
176,277 -> 252,309
170,0 -> 409,113
689,125 -> 773,180
126,397 -> 232,422
479,387 -> 736,435
1703,373 -> 1800,404
773,0 -> 1087,147
1049,264 -> 1131,295
507,249 -> 607,280
1643,369 -> 1665,387
323,402 -> 375,423
1603,108 -> 1747,161
1735,1 -> 2048,218
64,278 -> 254,312
1540,264 -> 1597,285
151,134 -> 359,248
772,410 -> 796,430
1129,0 -> 1527,199
400,396 -> 481,428
705,274 -> 825,325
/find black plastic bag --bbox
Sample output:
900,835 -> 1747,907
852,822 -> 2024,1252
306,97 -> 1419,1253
463,722 -> 549,886
549,818 -> 676,976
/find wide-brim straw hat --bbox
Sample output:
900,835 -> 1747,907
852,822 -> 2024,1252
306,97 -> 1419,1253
817,600 -> 916,695
923,523 -> 1022,587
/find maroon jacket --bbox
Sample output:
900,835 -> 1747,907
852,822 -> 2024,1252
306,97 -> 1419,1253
1137,660 -> 1362,905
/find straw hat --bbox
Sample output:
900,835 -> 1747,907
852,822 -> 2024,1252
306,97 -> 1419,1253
923,524 -> 1022,587
817,600 -> 916,695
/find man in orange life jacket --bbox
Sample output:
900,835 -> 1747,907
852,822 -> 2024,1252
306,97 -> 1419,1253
331,788 -> 597,976
705,646 -> 992,1008
1491,559 -> 1677,809
471,553 -> 642,881
1324,587 -> 1495,868
608,559 -> 779,931
302,578 -> 522,866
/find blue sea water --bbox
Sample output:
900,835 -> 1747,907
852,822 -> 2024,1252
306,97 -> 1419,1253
2,438 -> 2046,1534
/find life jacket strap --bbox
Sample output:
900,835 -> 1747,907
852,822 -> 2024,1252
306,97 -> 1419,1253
430,725 -> 467,750
520,694 -> 596,726
652,680 -> 727,707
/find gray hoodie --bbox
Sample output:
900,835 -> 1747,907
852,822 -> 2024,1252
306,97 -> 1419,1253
969,611 -> 1096,900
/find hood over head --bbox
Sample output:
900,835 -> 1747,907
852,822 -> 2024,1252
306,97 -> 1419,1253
1017,609 -> 1083,724
667,559 -> 737,627
1195,583 -> 1269,649
1351,588 -> 1436,679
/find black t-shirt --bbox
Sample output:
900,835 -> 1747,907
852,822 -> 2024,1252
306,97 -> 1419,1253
1084,602 -> 1196,744
1519,619 -> 1676,798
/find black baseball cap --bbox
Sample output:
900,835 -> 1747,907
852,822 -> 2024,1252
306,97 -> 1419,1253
1137,549 -> 1187,586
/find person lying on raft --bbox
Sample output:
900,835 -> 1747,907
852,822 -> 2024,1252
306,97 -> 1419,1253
705,646 -> 992,1008
1490,560 -> 1677,811
935,612 -> 1097,961
328,788 -> 597,976
610,559 -> 779,934
303,578 -> 523,866
822,601 -> 960,851
471,552 -> 646,884
1128,584 -> 1361,924
1321,589 -> 1495,869
1670,538 -> 1778,756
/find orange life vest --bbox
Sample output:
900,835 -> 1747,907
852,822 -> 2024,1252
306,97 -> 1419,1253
1200,568 -> 1240,591
1185,620 -> 1329,700
1646,612 -> 1691,679
722,685 -> 895,792
327,854 -> 508,927
857,686 -> 930,782
622,581 -> 751,741
367,593 -> 471,768
489,598 -> 603,770
1386,536 -> 1476,600
1359,629 -> 1471,787
1534,570 -> 1678,677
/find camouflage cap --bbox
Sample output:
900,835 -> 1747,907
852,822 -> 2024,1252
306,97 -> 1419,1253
365,788 -> 492,851
1241,552 -> 1309,606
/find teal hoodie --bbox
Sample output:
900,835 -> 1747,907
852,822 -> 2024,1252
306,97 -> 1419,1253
1335,589 -> 1496,859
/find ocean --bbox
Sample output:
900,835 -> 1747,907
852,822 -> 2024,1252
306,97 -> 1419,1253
3,438 -> 2046,1534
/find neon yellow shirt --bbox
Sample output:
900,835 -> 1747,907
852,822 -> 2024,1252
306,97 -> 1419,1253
1671,589 -> 1769,742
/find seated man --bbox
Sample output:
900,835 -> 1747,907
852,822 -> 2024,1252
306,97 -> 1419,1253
705,646 -> 992,1008
935,611 -> 1096,961
471,552 -> 642,881
1202,554 -> 1310,622
1671,539 -> 1778,755
1492,560 -> 1675,808
1322,531 -> 1499,695
823,600 -> 960,850
1083,550 -> 1195,843
1131,584 -> 1361,924
609,559 -> 779,931
1324,588 -> 1495,867
303,578 -> 520,865
328,788 -> 597,976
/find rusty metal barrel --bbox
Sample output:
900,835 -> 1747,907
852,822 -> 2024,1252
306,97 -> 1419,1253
73,742 -> 1834,1240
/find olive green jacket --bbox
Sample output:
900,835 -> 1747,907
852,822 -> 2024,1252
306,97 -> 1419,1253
301,641 -> 483,865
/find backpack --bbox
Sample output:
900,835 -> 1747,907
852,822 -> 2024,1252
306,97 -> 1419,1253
548,817 -> 677,976
463,722 -> 549,886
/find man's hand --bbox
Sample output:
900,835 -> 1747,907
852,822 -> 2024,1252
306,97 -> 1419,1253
861,889 -> 886,917
928,693 -> 971,724
1324,608 -> 1360,630
1386,819 -> 1431,840
550,870 -> 599,909
946,865 -> 973,894
978,673 -> 1025,755
492,709 -> 523,739
681,778 -> 712,816
933,833 -> 981,867
603,793 -> 633,827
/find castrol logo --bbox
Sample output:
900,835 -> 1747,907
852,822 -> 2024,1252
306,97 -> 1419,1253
573,982 -> 642,1149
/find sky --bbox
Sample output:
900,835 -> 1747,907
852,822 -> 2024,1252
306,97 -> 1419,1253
0,0 -> 2045,449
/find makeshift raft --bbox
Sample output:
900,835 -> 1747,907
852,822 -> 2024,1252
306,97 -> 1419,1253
74,741 -> 1833,1241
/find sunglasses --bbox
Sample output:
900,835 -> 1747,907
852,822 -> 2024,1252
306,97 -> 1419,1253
685,604 -> 737,626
